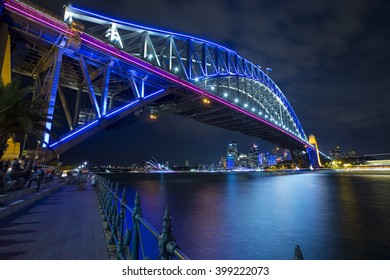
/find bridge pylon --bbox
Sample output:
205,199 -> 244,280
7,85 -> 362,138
1,0 -> 330,163
0,21 -> 11,84
308,134 -> 322,168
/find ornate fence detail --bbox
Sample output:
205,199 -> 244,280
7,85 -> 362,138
95,175 -> 189,260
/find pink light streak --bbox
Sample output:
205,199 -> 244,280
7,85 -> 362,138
4,1 -> 72,36
4,0 -> 314,150
81,34 -> 313,149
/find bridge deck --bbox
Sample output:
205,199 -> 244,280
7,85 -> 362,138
0,183 -> 109,260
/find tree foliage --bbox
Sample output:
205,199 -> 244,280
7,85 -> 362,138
0,77 -> 53,159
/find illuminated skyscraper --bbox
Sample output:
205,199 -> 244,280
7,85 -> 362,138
248,143 -> 259,168
226,141 -> 238,170
330,146 -> 343,160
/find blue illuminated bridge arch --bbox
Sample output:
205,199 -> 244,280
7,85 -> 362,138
0,0 -> 327,165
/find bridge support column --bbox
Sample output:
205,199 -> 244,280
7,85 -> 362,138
308,134 -> 322,168
73,85 -> 83,128
43,48 -> 64,147
101,67 -> 110,116
307,147 -> 316,169
0,22 -> 11,85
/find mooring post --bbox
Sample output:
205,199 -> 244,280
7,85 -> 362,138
294,245 -> 304,260
131,190 -> 142,259
158,206 -> 178,260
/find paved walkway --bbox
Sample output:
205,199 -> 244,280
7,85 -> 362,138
0,184 -> 109,259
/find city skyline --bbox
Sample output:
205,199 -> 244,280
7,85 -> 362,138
29,0 -> 390,166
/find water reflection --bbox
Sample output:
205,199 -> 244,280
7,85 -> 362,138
106,171 -> 390,259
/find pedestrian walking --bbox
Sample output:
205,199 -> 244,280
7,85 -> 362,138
28,166 -> 45,192
91,175 -> 96,188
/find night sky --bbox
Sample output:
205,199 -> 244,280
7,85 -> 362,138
31,0 -> 390,166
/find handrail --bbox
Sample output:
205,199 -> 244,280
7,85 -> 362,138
95,175 -> 189,260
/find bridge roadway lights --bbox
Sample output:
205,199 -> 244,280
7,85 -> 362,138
2,0 -> 328,161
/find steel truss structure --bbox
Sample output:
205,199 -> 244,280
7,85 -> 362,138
1,0 -> 325,165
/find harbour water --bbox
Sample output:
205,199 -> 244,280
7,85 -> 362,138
103,170 -> 390,260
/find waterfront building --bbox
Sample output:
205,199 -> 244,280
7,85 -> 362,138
218,156 -> 226,170
237,154 -> 249,168
226,154 -> 235,170
259,153 -> 265,167
267,153 -> 277,166
248,143 -> 260,168
330,146 -> 343,160
282,149 -> 291,161
226,141 -> 238,170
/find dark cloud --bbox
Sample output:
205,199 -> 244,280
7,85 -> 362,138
29,0 -> 390,164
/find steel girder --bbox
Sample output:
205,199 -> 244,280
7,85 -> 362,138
63,4 -> 308,143
1,0 -> 321,163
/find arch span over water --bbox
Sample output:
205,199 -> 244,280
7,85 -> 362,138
0,0 -> 328,166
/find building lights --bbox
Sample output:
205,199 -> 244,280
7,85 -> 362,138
5,0 -> 313,152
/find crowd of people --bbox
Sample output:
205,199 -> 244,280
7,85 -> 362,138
0,158 -> 54,194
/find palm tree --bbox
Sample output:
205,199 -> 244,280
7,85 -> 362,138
0,77 -> 53,160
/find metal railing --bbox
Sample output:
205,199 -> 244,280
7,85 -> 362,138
96,175 -> 304,260
95,175 -> 189,260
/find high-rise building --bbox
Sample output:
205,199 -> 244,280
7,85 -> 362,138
330,146 -> 343,160
218,156 -> 226,170
226,141 -> 238,170
237,154 -> 249,168
248,143 -> 259,168
259,153 -> 265,167
258,152 -> 277,167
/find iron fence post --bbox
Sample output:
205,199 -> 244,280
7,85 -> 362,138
117,187 -> 126,259
108,183 -> 119,245
131,190 -> 142,259
158,206 -> 178,259
294,245 -> 304,260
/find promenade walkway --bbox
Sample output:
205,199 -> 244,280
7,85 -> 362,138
0,182 -> 109,260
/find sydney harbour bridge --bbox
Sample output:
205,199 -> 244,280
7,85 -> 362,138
0,0 -> 328,167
